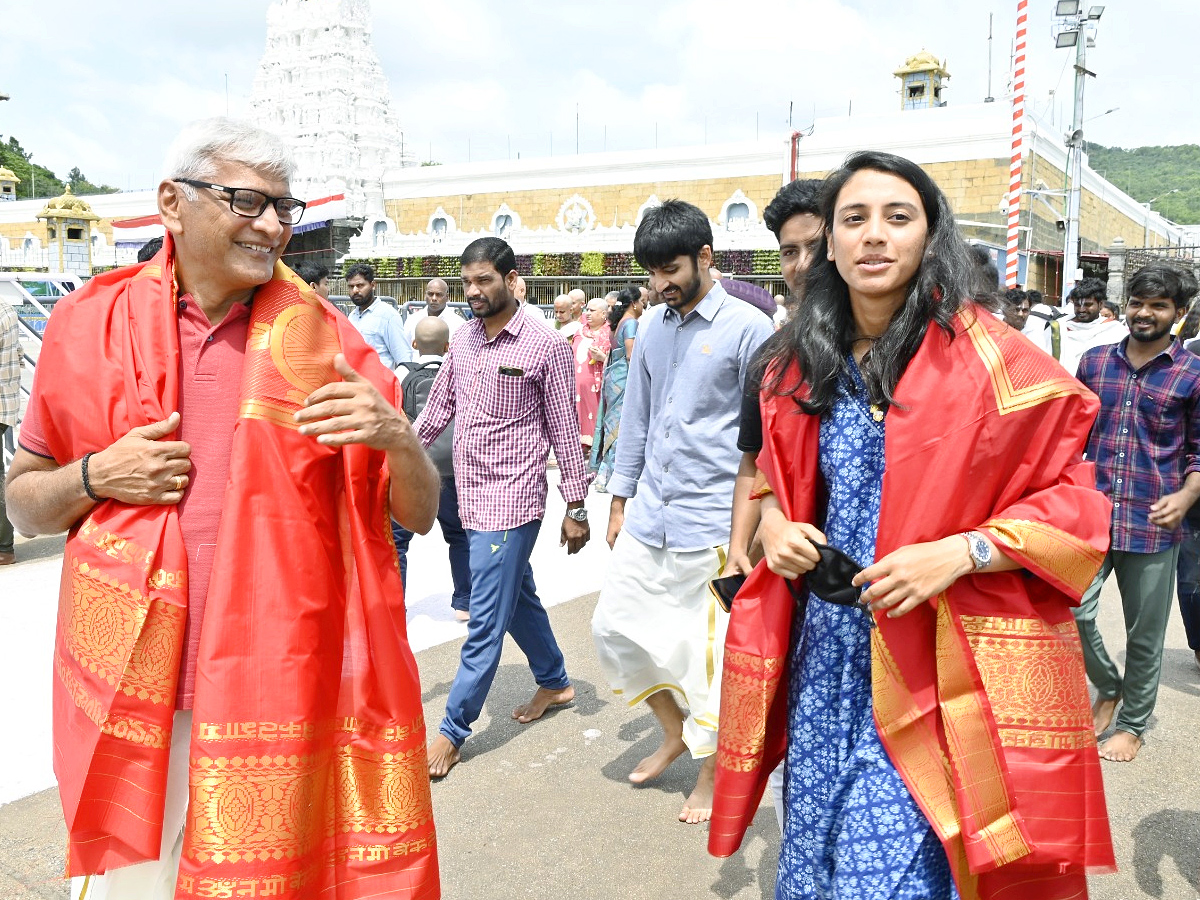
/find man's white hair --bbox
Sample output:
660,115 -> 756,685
162,118 -> 296,192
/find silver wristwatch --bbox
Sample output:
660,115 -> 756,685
565,507 -> 588,522
961,531 -> 992,571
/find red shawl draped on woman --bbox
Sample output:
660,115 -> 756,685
710,309 -> 1115,899
36,242 -> 438,899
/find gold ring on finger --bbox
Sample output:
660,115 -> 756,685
175,476 -> 184,492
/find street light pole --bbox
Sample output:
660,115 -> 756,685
1143,189 -> 1180,247
1054,2 -> 1103,304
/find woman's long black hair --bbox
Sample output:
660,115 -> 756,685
607,285 -> 642,331
762,150 -> 976,415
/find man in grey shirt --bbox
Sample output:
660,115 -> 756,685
592,200 -> 773,824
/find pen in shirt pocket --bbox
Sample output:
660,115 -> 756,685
499,366 -> 524,377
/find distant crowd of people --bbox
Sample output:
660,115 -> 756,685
5,115 -> 1200,900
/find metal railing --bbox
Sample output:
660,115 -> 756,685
3,295 -> 50,471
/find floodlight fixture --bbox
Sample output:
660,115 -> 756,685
1088,5 -> 1105,19
1056,29 -> 1080,48
1055,0 -> 1081,16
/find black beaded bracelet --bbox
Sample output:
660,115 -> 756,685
81,452 -> 101,502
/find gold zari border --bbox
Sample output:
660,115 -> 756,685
981,518 -> 1104,597
177,834 -> 437,897
962,313 -> 1083,415
187,740 -> 434,864
55,656 -> 170,750
934,597 -> 1030,868
960,614 -> 1095,747
61,555 -> 184,707
716,650 -> 784,774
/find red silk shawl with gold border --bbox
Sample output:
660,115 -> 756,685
35,240 -> 439,899
709,308 -> 1115,899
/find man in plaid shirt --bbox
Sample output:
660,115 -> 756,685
415,237 -> 592,778
1074,262 -> 1200,762
0,297 -> 22,566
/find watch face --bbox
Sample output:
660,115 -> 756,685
969,533 -> 991,569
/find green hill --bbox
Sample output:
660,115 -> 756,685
0,135 -> 117,200
1086,143 -> 1200,225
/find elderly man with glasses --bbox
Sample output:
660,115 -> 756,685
5,118 -> 442,899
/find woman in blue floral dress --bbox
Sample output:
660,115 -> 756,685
728,151 -> 1113,898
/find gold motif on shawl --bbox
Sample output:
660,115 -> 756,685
962,313 -> 1084,415
187,738 -> 433,864
60,556 -> 184,706
960,615 -> 1095,750
55,657 -> 170,750
240,290 -> 339,430
716,650 -> 784,773
981,519 -> 1104,597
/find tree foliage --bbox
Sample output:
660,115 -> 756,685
1087,143 -> 1200,225
0,135 -> 117,200
67,165 -> 117,196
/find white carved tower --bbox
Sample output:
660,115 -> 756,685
250,0 -> 412,217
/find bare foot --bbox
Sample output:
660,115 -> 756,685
679,756 -> 716,824
427,735 -> 461,778
512,685 -> 575,724
1098,730 -> 1143,762
1092,696 -> 1119,736
629,734 -> 687,785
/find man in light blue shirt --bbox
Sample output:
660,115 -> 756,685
592,199 -> 773,825
345,262 -> 412,367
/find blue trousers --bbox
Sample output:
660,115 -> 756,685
439,519 -> 570,747
393,477 -> 472,611
1177,526 -> 1200,651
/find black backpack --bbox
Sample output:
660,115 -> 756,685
398,360 -> 454,477
398,360 -> 442,420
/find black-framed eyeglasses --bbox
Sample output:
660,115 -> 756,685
174,179 -> 307,225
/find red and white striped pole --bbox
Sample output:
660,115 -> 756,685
1005,0 -> 1028,288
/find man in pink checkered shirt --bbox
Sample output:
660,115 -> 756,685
414,237 -> 592,778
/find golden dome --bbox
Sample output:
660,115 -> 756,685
894,50 -> 950,78
0,166 -> 19,184
37,185 -> 100,221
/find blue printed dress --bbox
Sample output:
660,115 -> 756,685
776,362 -> 958,900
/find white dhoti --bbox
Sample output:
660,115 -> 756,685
592,531 -> 729,757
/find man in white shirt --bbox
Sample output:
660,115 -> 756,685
345,262 -> 412,367
514,274 -> 555,328
1058,278 -> 1128,375
404,277 -> 467,343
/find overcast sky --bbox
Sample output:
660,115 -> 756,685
1,0 -> 1194,194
